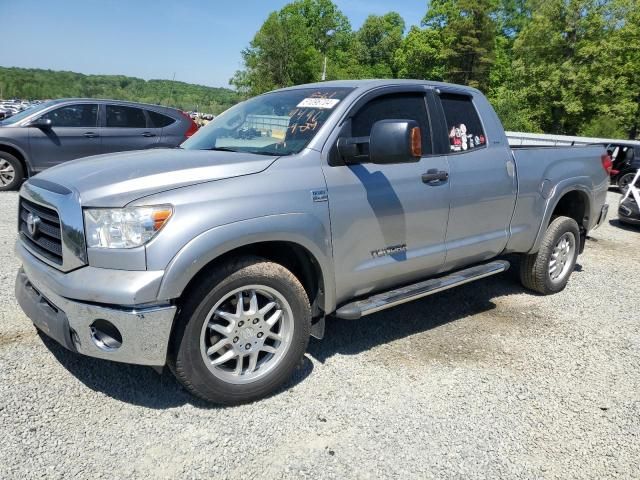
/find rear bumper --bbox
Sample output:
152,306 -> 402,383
619,216 -> 640,225
16,268 -> 176,366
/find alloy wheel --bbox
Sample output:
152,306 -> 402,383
199,285 -> 294,385
548,232 -> 576,283
0,159 -> 15,186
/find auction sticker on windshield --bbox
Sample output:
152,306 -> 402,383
297,98 -> 341,109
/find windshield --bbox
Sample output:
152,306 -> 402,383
181,87 -> 353,155
0,101 -> 55,125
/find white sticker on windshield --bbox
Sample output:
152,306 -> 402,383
297,98 -> 341,109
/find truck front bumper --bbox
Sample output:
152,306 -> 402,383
15,244 -> 176,367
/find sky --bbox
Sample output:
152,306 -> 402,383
0,0 -> 427,89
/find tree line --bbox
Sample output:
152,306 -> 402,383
0,67 -> 240,114
231,0 -> 640,139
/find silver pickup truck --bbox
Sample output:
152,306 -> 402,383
15,80 -> 610,404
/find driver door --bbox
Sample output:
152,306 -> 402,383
321,90 -> 451,303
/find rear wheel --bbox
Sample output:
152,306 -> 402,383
0,152 -> 24,191
170,256 -> 311,405
520,216 -> 580,295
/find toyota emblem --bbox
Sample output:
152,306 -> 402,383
26,212 -> 41,237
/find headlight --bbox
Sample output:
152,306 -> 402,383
84,205 -> 173,249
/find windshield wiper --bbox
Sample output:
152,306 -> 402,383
209,146 -> 290,156
210,146 -> 241,153
245,149 -> 292,156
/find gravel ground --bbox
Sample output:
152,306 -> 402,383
1,190 -> 638,479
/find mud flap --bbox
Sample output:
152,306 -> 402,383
310,316 -> 325,340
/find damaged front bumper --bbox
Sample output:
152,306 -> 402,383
15,243 -> 176,366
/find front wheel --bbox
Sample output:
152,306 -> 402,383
170,256 -> 311,405
0,152 -> 24,191
520,216 -> 580,295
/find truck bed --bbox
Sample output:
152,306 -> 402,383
505,144 -> 609,253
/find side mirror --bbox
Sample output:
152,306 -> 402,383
369,119 -> 422,164
28,118 -> 52,129
335,119 -> 422,165
336,135 -> 369,164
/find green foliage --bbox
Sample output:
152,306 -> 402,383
395,26 -> 446,80
354,13 -> 405,77
4,0 -> 638,139
509,0 -> 601,134
232,0 -> 638,139
495,0 -> 531,37
502,0 -> 640,138
231,0 -> 351,95
230,10 -> 322,95
489,85 -> 542,132
0,67 -> 239,114
603,0 -> 640,138
580,115 -> 626,138
418,0 -> 499,91
231,1 -> 410,92
281,0 -> 352,52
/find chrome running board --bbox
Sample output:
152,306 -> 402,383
335,260 -> 510,320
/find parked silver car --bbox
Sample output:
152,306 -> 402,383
0,99 -> 198,190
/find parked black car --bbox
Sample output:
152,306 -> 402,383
619,197 -> 639,225
0,99 -> 198,191
618,171 -> 640,226
607,142 -> 640,192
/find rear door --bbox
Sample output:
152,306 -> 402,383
434,91 -> 517,269
147,109 -> 181,147
28,103 -> 100,170
100,104 -> 160,154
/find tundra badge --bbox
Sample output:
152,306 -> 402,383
371,244 -> 407,258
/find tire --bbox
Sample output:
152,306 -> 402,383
0,152 -> 24,191
519,216 -> 580,295
169,256 -> 311,405
617,171 -> 636,193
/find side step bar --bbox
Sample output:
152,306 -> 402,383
335,260 -> 510,320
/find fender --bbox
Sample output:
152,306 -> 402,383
529,176 -> 593,254
156,213 -> 337,313
0,139 -> 32,175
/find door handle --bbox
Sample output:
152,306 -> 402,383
141,132 -> 157,137
83,132 -> 99,138
421,169 -> 449,184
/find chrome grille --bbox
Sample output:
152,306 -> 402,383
19,198 -> 63,265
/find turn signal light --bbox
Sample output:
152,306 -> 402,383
410,127 -> 422,157
152,208 -> 173,230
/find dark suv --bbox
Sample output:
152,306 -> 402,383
0,99 -> 198,190
607,142 -> 640,192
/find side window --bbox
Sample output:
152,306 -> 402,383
40,104 -> 98,127
351,93 -> 431,152
440,93 -> 486,152
106,105 -> 147,128
147,110 -> 175,128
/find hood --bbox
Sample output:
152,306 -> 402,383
31,148 -> 278,206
